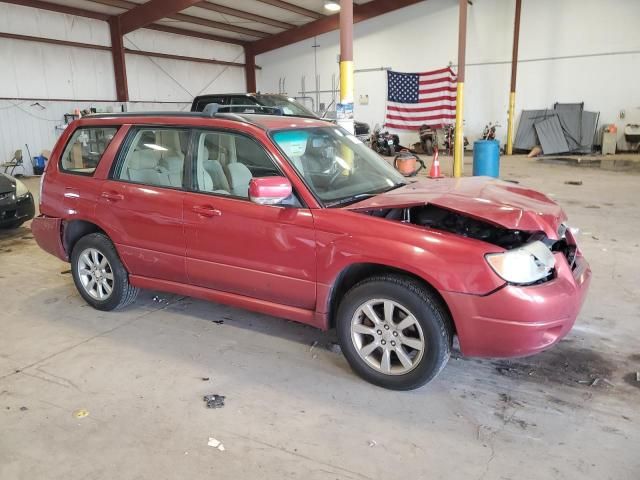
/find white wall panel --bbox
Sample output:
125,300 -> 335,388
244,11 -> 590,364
256,0 -> 640,149
0,3 -> 110,46
0,4 -> 249,174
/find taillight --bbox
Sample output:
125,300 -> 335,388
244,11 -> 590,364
39,170 -> 45,206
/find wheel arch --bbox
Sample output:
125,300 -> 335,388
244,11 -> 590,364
63,219 -> 107,257
326,262 -> 455,333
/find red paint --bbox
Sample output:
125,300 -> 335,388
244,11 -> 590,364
33,113 -> 591,359
248,176 -> 292,202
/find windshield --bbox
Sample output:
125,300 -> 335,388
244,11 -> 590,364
272,127 -> 407,207
255,95 -> 317,118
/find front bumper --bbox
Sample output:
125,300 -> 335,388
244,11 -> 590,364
442,252 -> 591,358
0,192 -> 35,226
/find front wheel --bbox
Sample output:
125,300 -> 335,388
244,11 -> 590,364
70,233 -> 139,311
336,275 -> 452,390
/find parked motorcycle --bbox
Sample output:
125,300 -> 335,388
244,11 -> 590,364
482,122 -> 501,141
419,124 -> 437,155
371,125 -> 400,156
443,124 -> 469,155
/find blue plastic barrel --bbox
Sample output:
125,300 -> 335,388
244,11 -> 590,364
473,140 -> 500,177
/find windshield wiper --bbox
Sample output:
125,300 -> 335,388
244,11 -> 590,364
325,192 -> 377,208
325,182 -> 407,208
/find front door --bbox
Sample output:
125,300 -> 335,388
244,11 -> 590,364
183,129 -> 316,309
98,126 -> 190,283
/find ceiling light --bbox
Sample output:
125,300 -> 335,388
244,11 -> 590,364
324,1 -> 340,12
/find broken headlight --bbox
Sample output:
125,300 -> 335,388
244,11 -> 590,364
485,241 -> 555,285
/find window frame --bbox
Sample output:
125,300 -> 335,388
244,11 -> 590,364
109,125 -> 194,191
187,127 -> 306,208
58,125 -> 120,177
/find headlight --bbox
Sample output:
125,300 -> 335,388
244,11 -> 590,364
15,179 -> 29,197
485,241 -> 555,285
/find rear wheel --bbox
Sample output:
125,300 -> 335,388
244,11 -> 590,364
336,275 -> 452,390
71,233 -> 139,311
424,138 -> 434,155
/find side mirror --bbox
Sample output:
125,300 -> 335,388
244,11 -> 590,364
249,177 -> 292,205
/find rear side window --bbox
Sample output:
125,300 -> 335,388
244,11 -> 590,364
115,127 -> 189,189
60,127 -> 118,175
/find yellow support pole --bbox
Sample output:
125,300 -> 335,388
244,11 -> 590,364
453,0 -> 467,178
506,91 -> 516,155
453,81 -> 465,178
507,0 -> 522,155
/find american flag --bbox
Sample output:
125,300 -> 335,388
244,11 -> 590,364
385,67 -> 457,130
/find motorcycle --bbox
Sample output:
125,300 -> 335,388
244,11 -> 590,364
418,124 -> 437,155
482,122 -> 501,141
371,124 -> 400,156
443,124 -> 469,155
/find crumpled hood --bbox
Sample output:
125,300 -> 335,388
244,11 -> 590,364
347,177 -> 567,239
0,173 -> 16,194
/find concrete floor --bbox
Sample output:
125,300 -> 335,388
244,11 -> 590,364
1,156 -> 639,480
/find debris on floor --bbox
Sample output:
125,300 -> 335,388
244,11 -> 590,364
152,296 -> 167,303
203,394 -> 225,409
309,341 -> 318,353
564,180 -> 583,186
201,377 -> 210,382
60,269 -> 71,275
367,440 -> 377,447
210,319 -> 224,325
19,406 -> 28,411
207,437 -> 225,451
73,408 -> 89,419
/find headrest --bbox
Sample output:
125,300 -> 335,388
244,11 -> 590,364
128,150 -> 158,169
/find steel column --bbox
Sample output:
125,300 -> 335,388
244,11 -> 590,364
506,0 -> 522,155
245,46 -> 257,93
109,18 -> 129,102
453,0 -> 468,178
338,0 -> 354,134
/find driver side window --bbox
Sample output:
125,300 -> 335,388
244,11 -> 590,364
193,131 -> 299,206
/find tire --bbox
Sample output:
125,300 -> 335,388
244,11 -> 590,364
424,138 -> 434,156
70,233 -> 139,311
336,275 -> 452,390
388,145 -> 396,156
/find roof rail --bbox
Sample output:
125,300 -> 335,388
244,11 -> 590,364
202,103 -> 284,117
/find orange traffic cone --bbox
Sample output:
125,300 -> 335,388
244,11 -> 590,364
428,147 -> 444,178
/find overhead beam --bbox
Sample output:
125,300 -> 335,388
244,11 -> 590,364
117,0 -> 203,34
197,2 -> 294,30
0,31 -> 251,68
0,0 -> 109,20
168,12 -> 270,38
254,0 -> 323,20
89,0 -> 269,38
145,24 -> 246,46
251,0 -> 426,55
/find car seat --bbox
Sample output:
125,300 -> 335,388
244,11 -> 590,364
126,150 -> 171,186
226,162 -> 253,197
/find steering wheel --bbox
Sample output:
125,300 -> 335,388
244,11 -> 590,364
326,164 -> 346,188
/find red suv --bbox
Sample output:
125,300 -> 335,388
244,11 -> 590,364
32,111 -> 591,390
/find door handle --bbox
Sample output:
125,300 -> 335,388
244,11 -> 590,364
192,205 -> 222,218
101,191 -> 124,202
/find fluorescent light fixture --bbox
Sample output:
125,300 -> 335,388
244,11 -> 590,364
324,1 -> 340,12
144,143 -> 168,151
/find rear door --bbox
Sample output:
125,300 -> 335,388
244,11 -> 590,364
97,126 -> 190,283
183,129 -> 317,309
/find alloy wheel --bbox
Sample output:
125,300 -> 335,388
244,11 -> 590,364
350,298 -> 425,375
77,248 -> 114,301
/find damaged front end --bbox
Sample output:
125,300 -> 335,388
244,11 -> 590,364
358,204 -> 577,286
